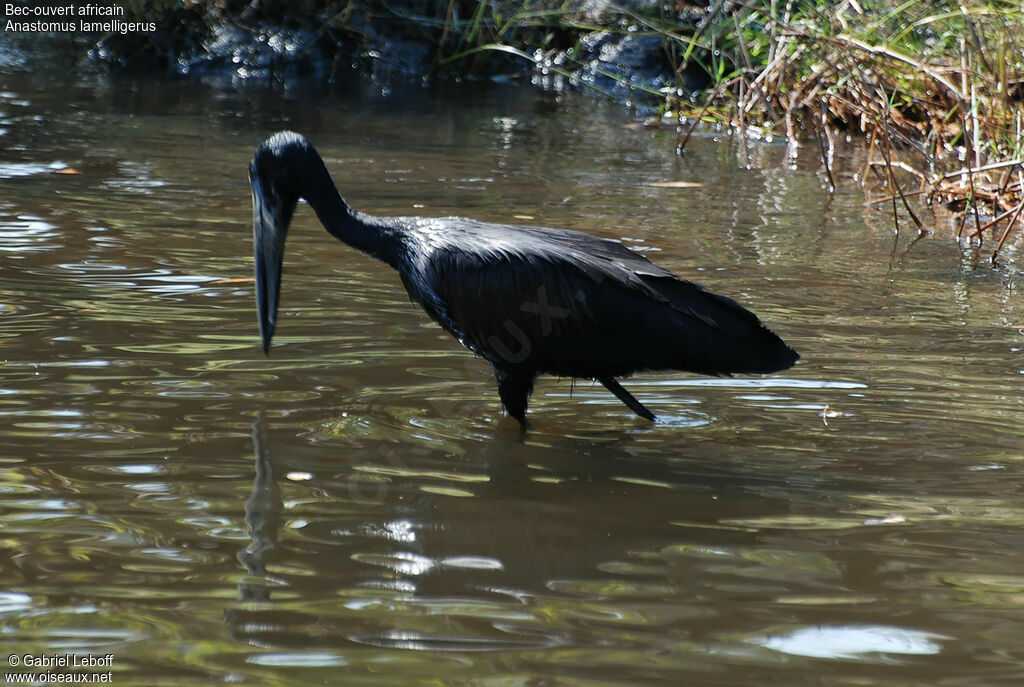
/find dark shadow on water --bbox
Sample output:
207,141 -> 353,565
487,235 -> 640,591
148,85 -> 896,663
236,412 -> 285,602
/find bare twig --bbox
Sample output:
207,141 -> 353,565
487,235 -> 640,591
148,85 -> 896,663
678,75 -> 744,152
991,196 -> 1024,263
865,188 -> 929,206
939,159 -> 1023,182
815,96 -> 836,192
965,202 -> 1022,240
833,34 -> 966,102
877,95 -> 925,232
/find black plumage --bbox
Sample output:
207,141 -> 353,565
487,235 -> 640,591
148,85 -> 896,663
249,131 -> 798,424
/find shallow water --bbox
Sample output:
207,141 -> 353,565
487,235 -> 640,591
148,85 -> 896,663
1,60 -> 1023,686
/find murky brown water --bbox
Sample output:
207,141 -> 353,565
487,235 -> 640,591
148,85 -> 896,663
1,56 -> 1023,686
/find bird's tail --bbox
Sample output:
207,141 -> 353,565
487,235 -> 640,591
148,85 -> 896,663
645,275 -> 799,375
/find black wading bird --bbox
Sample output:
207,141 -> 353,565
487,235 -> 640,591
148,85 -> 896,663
249,131 -> 798,425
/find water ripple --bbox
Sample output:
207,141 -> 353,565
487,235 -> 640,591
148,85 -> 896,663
0,213 -> 60,253
757,625 -> 949,660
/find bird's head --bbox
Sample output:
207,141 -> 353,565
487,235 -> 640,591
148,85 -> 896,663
249,131 -> 318,354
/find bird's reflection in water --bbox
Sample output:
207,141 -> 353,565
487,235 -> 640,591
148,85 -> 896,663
236,412 -> 284,604
222,410 -> 831,654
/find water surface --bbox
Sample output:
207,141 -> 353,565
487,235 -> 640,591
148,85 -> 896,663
0,62 -> 1022,686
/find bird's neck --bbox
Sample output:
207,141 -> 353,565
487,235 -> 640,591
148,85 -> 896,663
306,183 -> 405,270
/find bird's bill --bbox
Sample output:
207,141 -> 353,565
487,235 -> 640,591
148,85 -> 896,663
251,174 -> 285,354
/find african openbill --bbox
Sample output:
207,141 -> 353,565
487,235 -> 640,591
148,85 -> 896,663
249,131 -> 798,424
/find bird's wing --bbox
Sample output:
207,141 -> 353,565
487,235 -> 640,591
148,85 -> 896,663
413,221 -> 797,378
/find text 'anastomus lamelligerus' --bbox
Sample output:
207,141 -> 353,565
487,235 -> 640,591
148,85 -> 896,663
249,131 -> 798,425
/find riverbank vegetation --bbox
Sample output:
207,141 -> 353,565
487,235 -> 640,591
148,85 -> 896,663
422,0 -> 1024,260
655,0 -> 1024,261
114,1 -> 1023,258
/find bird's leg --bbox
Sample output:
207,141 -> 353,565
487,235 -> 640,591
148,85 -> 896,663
597,376 -> 656,421
493,366 -> 534,426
